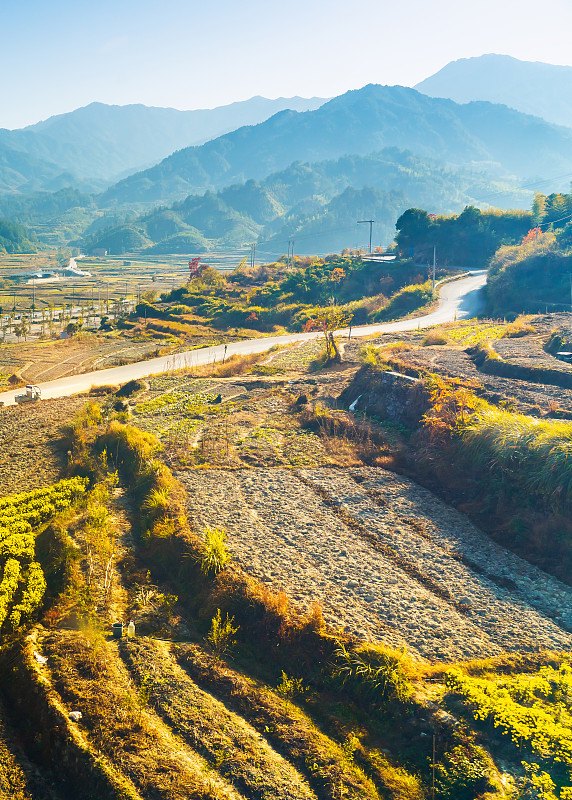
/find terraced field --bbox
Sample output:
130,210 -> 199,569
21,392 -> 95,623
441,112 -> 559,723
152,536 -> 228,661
0,337 -> 161,386
178,466 -> 572,662
13,481 -> 385,800
0,397 -> 87,495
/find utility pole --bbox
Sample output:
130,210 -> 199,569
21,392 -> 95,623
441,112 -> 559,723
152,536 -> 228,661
287,239 -> 295,268
357,219 -> 375,253
433,246 -> 436,292
251,243 -> 256,270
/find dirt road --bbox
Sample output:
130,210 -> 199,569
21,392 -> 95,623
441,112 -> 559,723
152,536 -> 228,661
0,271 -> 486,406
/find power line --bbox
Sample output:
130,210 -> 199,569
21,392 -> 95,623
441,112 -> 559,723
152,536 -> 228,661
472,171 -> 572,205
537,210 -> 572,228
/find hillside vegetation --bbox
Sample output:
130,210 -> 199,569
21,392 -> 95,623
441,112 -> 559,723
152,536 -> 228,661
486,191 -> 572,314
395,205 -> 532,266
135,253 -> 441,337
99,84 -> 572,208
0,217 -> 37,254
80,149 -> 519,256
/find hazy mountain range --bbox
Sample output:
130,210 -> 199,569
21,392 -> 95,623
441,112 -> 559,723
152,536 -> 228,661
99,84 -> 572,209
0,96 -> 326,190
416,54 -> 572,129
2,55 -> 572,255
81,149 -> 529,256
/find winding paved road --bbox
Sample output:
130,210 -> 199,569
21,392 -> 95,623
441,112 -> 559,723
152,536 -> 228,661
0,271 -> 486,406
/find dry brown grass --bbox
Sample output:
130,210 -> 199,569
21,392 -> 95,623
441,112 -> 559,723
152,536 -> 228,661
177,643 -> 381,800
189,351 -> 270,379
42,629 -> 237,800
422,330 -> 448,346
503,315 -> 536,338
297,402 -> 393,465
0,699 -> 51,800
120,637 -> 316,800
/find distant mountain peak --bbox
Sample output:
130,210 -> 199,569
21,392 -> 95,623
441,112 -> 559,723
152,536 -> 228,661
415,54 -> 572,127
2,95 -> 328,188
98,83 -> 572,209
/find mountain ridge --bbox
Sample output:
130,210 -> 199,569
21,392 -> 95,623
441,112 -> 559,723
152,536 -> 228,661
98,83 -> 572,208
415,54 -> 572,128
81,148 -> 530,256
0,95 -> 327,187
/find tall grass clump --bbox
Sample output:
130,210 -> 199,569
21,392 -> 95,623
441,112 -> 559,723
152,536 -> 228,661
205,608 -> 238,660
422,329 -> 448,346
461,406 -> 572,507
330,641 -> 412,707
198,526 -> 230,575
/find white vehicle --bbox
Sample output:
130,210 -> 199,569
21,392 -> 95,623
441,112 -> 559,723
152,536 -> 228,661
15,385 -> 41,404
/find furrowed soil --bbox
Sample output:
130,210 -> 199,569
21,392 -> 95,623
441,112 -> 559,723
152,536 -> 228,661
178,466 -> 572,662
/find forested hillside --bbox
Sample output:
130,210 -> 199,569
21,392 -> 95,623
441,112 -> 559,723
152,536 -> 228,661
81,149 -> 528,256
0,218 -> 37,254
395,205 -> 532,266
486,191 -> 572,314
99,84 -> 572,208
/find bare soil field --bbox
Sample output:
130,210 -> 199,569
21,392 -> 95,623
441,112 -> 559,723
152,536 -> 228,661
0,335 -> 162,386
177,466 -> 572,662
345,313 -> 572,415
0,396 -> 86,495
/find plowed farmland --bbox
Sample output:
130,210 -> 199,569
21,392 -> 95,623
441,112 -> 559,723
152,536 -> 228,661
178,466 -> 572,661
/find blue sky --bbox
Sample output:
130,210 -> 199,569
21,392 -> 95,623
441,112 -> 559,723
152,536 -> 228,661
2,0 -> 572,128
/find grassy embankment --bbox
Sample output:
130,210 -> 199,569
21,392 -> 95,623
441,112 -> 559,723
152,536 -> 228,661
52,401 -> 512,800
138,255 -> 442,340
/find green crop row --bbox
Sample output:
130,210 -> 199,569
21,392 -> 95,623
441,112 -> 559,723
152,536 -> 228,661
447,665 -> 572,778
0,477 -> 87,634
8,562 -> 46,629
0,558 -> 21,628
0,477 -> 88,526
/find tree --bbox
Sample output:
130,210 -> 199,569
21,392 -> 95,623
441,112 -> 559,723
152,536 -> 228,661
395,208 -> 433,255
304,306 -> 353,362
